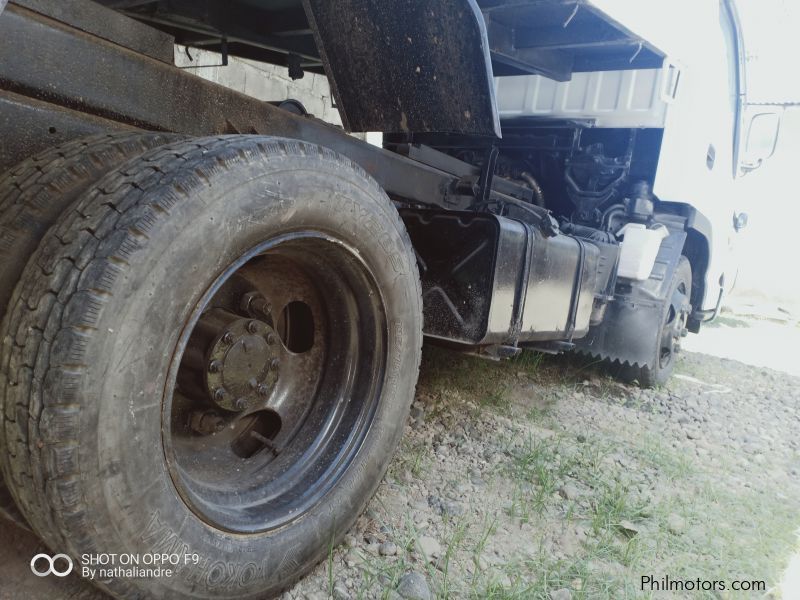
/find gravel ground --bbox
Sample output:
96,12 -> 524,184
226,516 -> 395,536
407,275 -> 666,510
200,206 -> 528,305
2,312 -> 799,600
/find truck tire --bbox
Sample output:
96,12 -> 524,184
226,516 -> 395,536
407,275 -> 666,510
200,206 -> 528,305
620,256 -> 692,387
0,132 -> 179,322
0,132 -> 179,531
0,136 -> 422,599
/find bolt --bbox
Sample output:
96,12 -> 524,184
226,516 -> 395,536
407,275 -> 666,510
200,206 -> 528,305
270,358 -> 280,371
266,333 -> 275,345
234,397 -> 247,410
240,291 -> 264,315
247,320 -> 259,334
221,332 -> 234,345
213,387 -> 227,401
208,360 -> 222,374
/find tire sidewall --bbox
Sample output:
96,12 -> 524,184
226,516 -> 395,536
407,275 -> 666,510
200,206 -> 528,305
69,148 -> 419,598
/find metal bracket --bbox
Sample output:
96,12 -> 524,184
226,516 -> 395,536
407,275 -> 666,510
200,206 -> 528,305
180,38 -> 229,68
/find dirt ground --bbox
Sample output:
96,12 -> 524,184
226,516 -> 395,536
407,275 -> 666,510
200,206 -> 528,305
1,308 -> 798,600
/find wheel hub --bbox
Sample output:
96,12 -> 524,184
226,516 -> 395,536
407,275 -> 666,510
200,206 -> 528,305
203,312 -> 279,412
166,234 -> 388,533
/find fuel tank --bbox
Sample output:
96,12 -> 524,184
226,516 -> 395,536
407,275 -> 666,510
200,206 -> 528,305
401,209 -> 616,347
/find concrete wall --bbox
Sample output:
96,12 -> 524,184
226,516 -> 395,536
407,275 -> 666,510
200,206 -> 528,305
174,45 -> 343,126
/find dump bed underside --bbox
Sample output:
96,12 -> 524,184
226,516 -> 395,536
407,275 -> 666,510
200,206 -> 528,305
96,0 -> 667,135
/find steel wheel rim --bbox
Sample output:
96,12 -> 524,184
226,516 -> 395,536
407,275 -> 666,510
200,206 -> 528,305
162,231 -> 388,533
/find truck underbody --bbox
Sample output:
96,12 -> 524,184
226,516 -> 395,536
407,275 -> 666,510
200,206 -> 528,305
0,1 -> 721,597
0,0 -> 708,367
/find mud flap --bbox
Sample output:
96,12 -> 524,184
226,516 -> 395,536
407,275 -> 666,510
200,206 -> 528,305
573,229 -> 687,367
302,0 -> 499,136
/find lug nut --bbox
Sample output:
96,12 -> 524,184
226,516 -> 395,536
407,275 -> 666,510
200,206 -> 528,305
257,383 -> 270,396
241,291 -> 264,315
221,332 -> 234,345
266,333 -> 275,345
234,397 -> 247,410
247,320 -> 259,334
213,387 -> 227,401
208,360 -> 222,374
270,358 -> 280,371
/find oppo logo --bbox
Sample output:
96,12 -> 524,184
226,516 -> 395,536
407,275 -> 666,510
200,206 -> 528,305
30,553 -> 74,577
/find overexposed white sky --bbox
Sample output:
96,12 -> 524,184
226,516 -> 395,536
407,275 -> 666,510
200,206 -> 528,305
737,0 -> 800,104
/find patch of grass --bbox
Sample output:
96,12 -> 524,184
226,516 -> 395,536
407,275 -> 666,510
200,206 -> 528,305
473,514 -> 498,559
511,349 -> 546,372
505,437 -> 580,521
417,346 -> 517,416
470,550 -> 636,600
634,436 -> 694,480
589,482 -> 648,539
438,518 -> 471,598
526,405 -> 551,423
391,439 -> 432,479
481,387 -> 512,413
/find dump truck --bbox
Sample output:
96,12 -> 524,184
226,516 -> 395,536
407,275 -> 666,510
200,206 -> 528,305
0,0 -> 780,597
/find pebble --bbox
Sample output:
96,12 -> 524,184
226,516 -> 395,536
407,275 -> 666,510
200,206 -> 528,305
344,549 -> 364,568
332,582 -> 351,600
379,541 -> 398,556
396,571 -> 433,600
549,589 -> 573,600
416,536 -> 442,560
558,483 -> 581,501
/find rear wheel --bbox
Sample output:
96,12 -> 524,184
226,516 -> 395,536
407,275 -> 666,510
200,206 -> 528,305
620,256 -> 692,387
0,136 -> 422,599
